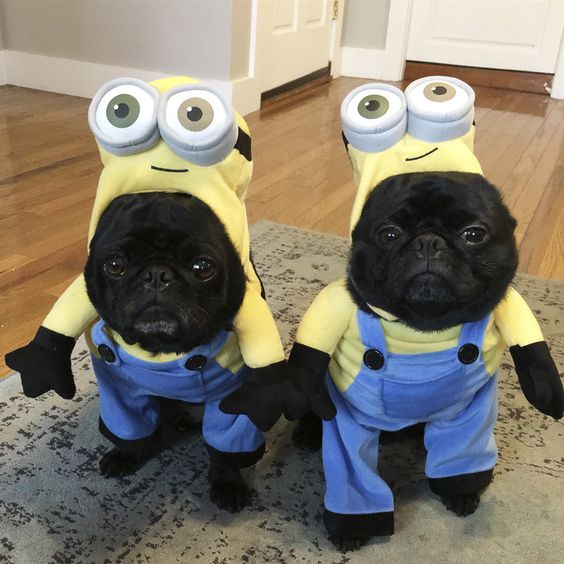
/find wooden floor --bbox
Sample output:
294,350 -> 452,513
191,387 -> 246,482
1,78 -> 563,376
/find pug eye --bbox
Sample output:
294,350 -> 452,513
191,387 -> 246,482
341,83 -> 407,152
405,76 -> 475,142
103,254 -> 127,277
378,226 -> 402,245
191,257 -> 216,281
461,226 -> 488,244
89,78 -> 160,155
159,85 -> 238,166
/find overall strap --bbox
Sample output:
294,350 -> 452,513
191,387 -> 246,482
458,313 -> 492,349
456,313 -> 492,366
174,328 -> 230,369
90,319 -> 122,367
357,308 -> 388,354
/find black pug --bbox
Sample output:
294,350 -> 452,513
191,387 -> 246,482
293,171 -> 517,448
83,192 -> 262,512
290,172 -> 563,551
347,171 -> 518,327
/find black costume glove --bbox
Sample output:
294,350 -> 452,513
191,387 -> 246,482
5,327 -> 76,399
219,361 -> 308,432
288,343 -> 336,421
510,341 -> 563,419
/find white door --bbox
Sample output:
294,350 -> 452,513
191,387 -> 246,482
407,0 -> 564,73
257,0 -> 335,92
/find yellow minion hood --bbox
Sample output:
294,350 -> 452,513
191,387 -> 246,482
42,76 -> 284,368
342,76 -> 483,231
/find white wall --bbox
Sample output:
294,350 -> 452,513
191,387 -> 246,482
231,0 -> 252,80
0,5 -> 4,49
341,0 -> 389,50
1,0 -> 232,79
340,0 -> 410,81
0,3 -> 6,85
0,8 -> 7,86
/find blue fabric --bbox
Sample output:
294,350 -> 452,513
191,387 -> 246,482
323,312 -> 498,515
90,320 -> 263,454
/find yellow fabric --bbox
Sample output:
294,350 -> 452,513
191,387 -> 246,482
42,76 -> 284,367
494,286 -> 544,347
295,280 -> 356,355
233,288 -> 285,368
296,279 -> 542,392
348,129 -> 482,232
43,276 -> 97,338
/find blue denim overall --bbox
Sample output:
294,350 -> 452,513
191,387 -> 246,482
90,320 -> 263,456
323,310 -> 498,516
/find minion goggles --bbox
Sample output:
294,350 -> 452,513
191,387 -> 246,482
89,78 -> 241,166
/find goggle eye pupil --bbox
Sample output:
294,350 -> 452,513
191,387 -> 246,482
432,86 -> 447,96
113,103 -> 130,119
186,106 -> 203,122
365,99 -> 380,112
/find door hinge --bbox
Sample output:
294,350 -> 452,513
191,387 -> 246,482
332,0 -> 339,20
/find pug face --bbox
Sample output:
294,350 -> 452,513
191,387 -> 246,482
348,172 -> 518,331
84,193 -> 246,354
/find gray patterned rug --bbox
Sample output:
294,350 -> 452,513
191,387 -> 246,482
1,221 -> 563,564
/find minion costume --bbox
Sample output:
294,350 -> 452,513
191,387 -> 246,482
6,77 -> 302,464
289,77 -> 564,539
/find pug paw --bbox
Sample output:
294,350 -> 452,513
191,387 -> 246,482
441,493 -> 481,516
209,478 -> 254,513
328,534 -> 370,552
99,447 -> 152,478
292,412 -> 322,451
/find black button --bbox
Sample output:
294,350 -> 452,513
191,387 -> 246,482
363,349 -> 385,370
458,343 -> 479,364
185,355 -> 207,371
98,344 -> 115,363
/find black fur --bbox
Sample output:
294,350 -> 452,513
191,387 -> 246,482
85,193 -> 246,354
85,192 -> 253,511
348,172 -> 518,331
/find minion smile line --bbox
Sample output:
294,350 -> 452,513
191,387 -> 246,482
405,147 -> 439,162
151,165 -> 189,173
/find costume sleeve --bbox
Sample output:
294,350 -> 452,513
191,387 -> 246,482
493,286 -> 545,347
233,286 -> 285,368
285,280 -> 353,420
42,274 -> 98,339
295,279 -> 355,355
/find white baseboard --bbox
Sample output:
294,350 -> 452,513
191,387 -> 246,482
2,50 -> 247,110
550,34 -> 564,100
232,75 -> 261,116
5,50 -> 169,98
0,50 -> 7,86
550,75 -> 564,99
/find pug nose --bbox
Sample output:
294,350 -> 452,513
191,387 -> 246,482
412,234 -> 447,259
142,266 -> 174,291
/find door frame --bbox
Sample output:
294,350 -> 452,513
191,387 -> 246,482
233,0 -> 346,115
339,0 -> 412,81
